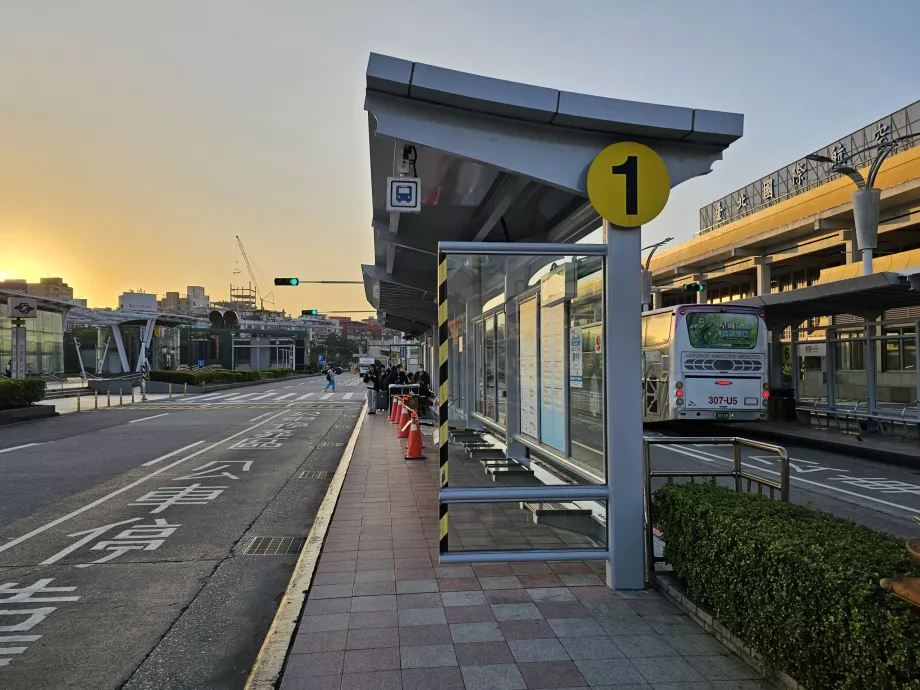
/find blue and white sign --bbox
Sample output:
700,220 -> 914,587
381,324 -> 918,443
400,346 -> 408,360
386,177 -> 421,213
198,359 -> 204,368
569,327 -> 583,389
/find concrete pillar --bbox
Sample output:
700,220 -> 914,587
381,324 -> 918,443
755,257 -> 772,296
865,318 -> 878,414
842,230 -> 860,264
769,326 -> 786,389
696,286 -> 708,304
651,291 -> 663,310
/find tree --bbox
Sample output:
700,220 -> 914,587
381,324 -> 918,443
311,333 -> 359,366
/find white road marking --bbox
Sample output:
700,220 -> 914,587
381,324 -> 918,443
141,441 -> 207,467
342,393 -> 354,400
0,443 -> 43,455
0,412 -> 288,555
221,392 -> 262,402
250,392 -> 278,400
658,443 -> 920,515
275,393 -> 296,401
295,393 -> 315,401
320,393 -> 333,400
128,413 -> 170,424
249,412 -> 275,422
195,393 -> 233,401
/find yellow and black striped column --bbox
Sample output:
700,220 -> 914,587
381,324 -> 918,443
438,252 -> 449,555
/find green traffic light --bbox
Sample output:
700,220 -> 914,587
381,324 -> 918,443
290,278 -> 299,286
682,283 -> 706,293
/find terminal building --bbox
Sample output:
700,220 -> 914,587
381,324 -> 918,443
650,99 -> 920,418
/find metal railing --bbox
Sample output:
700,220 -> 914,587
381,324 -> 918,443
643,436 -> 789,584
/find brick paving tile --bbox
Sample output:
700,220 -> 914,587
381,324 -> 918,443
559,573 -> 605,587
444,604 -> 496,623
354,569 -> 396,583
536,601 -> 591,619
396,568 -> 436,581
460,663 -> 527,690
349,610 -> 398,629
597,616 -> 656,636
574,658 -> 646,686
454,641 -> 515,666
313,571 -> 357,586
518,574 -> 565,588
559,635 -> 624,661
548,562 -> 591,575
686,654 -> 763,681
284,651 -> 344,677
344,646 -> 401,673
340,669 -> 403,690
280,674 -> 341,690
547,617 -> 604,638
643,614 -> 702,634
449,621 -> 505,643
507,638 -> 571,663
398,607 -> 447,626
582,599 -> 638,618
398,624 -> 453,647
441,590 -> 488,607
511,563 -> 553,575
396,592 -> 442,609
290,630 -> 348,654
304,598 -> 351,615
355,559 -> 396,571
485,588 -> 532,604
517,660 -> 587,689
352,580 -> 397,596
492,603 -> 544,621
346,627 -> 399,650
570,586 -> 620,602
611,634 -> 678,658
498,619 -> 557,640
300,613 -> 350,633
473,564 -> 515,576
350,594 -> 397,612
631,655 -> 705,684
402,666 -> 465,690
396,580 -> 439,594
400,644 -> 458,669
479,576 -> 524,590
662,632 -> 733,657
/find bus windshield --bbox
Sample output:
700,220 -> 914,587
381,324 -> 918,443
685,311 -> 759,349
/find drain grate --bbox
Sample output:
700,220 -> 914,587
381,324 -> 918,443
299,470 -> 334,479
243,536 -> 306,556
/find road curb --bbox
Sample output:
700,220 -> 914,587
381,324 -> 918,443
244,402 -> 368,690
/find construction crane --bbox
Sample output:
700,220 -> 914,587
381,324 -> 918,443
235,235 -> 275,310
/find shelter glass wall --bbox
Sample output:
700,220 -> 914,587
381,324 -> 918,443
0,309 -> 64,374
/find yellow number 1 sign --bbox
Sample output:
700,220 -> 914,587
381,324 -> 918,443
587,142 -> 670,227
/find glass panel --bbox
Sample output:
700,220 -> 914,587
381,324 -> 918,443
643,312 -> 672,348
834,338 -> 867,408
569,257 -> 604,479
877,333 -> 917,412
444,499 -> 607,553
484,316 -> 496,420
496,312 -> 506,427
686,311 -> 758,349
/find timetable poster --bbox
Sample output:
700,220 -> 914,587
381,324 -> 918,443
519,298 -> 539,438
540,302 -> 567,452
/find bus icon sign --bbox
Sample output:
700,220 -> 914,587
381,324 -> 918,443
386,177 -> 421,212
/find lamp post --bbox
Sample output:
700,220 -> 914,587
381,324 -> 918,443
806,134 -> 919,276
640,237 -> 673,311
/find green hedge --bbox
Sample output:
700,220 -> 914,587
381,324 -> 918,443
653,482 -> 920,689
149,368 -> 298,386
0,379 -> 46,410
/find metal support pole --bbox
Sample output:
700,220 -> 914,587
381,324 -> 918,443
643,439 -> 654,585
866,320 -> 878,415
914,322 -> 920,416
77,394 -> 81,412
732,443 -> 742,493
862,249 -> 874,276
94,391 -> 98,410
604,220 -> 645,590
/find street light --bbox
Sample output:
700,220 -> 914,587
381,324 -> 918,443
641,237 -> 673,311
806,134 -> 920,276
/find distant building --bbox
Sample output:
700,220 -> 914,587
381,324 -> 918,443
157,285 -> 210,316
291,313 -> 342,343
0,277 -> 74,301
69,298 -> 88,308
118,291 -> 157,312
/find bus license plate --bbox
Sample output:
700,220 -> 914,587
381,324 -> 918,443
714,412 -> 731,420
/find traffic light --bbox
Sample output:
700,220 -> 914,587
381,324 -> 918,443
682,282 -> 706,292
302,309 -> 318,316
274,278 -> 299,286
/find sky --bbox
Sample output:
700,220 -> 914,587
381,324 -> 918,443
2,0 -> 919,315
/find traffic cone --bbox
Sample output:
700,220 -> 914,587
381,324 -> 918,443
405,411 -> 424,459
390,396 -> 401,423
397,400 -> 411,438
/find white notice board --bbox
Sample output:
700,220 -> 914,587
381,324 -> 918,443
519,297 -> 539,438
540,302 -> 567,453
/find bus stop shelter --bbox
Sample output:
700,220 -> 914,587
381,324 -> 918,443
361,53 -> 744,589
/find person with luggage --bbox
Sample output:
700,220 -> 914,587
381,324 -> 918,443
363,365 -> 379,415
324,367 -> 336,392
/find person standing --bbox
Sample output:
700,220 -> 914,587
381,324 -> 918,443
417,365 -> 431,389
324,367 -> 336,392
364,365 -> 379,415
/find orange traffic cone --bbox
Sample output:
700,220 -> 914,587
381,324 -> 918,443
391,396 -> 402,423
405,411 -> 424,459
397,400 -> 411,438
388,396 -> 397,422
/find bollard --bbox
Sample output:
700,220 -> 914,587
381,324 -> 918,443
77,393 -> 81,413
132,388 -> 136,403
184,382 -> 188,397
169,384 -> 173,399
119,389 -> 124,406
94,391 -> 99,410
107,391 -> 111,408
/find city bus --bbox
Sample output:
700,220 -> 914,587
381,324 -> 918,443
642,304 -> 769,423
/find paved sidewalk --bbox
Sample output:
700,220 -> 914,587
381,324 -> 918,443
279,414 -> 771,689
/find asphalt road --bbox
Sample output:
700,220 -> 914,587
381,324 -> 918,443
0,374 -> 366,690
646,423 -> 920,538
